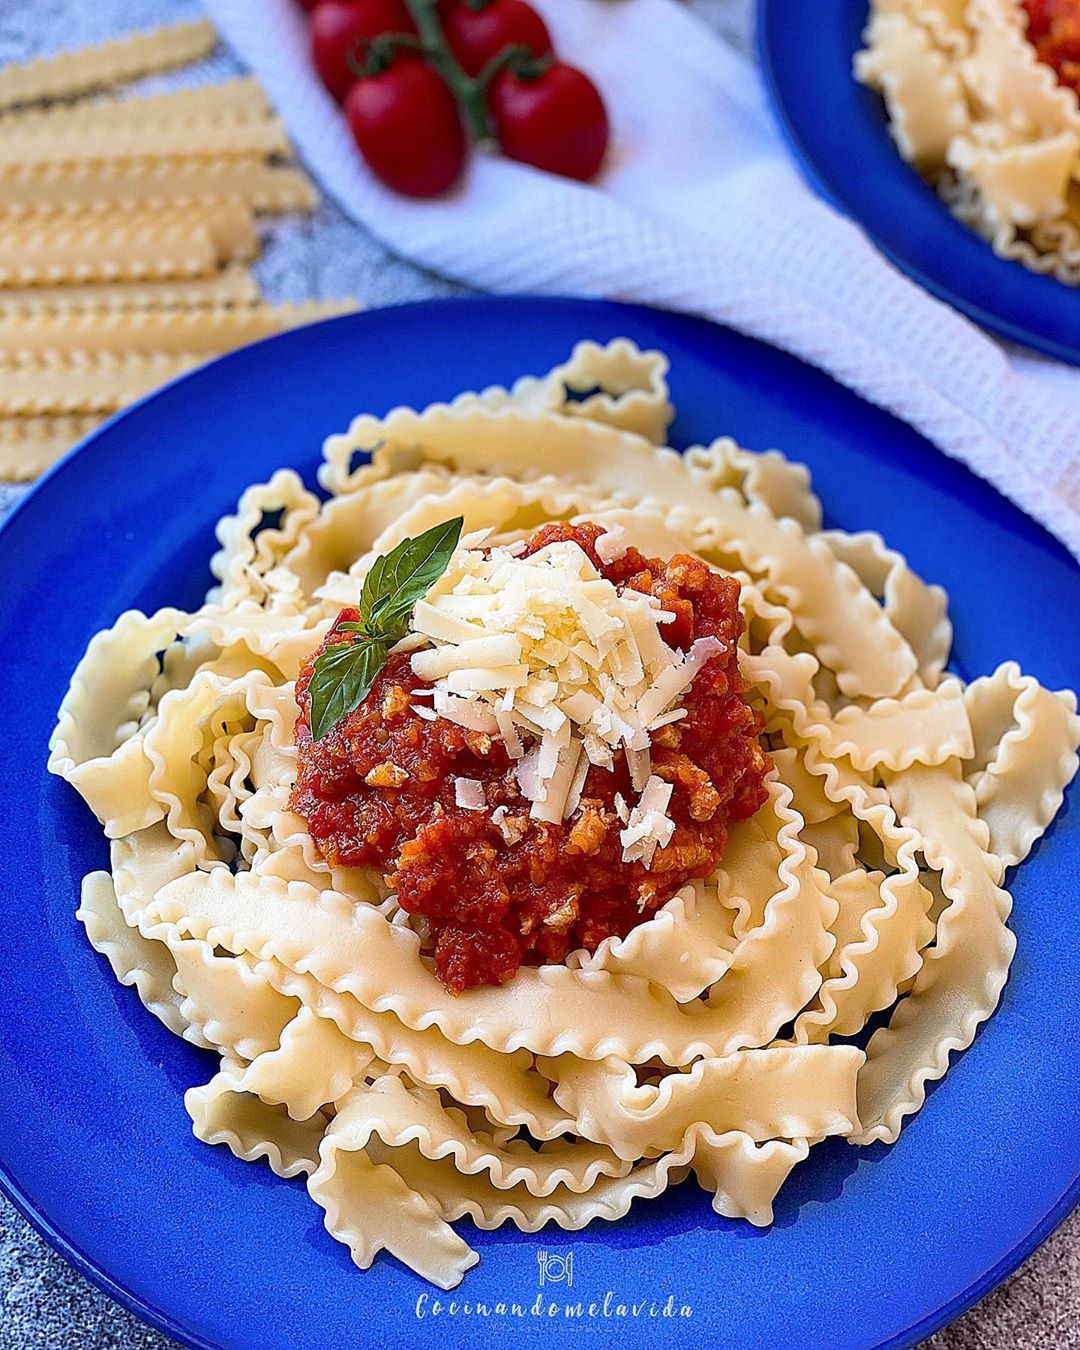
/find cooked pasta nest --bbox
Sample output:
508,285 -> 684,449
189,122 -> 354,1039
49,338 -> 1080,1287
856,0 -> 1080,282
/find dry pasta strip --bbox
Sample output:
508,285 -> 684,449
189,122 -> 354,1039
0,266 -> 260,314
544,1047 -> 863,1159
0,351 -> 205,416
0,413 -> 102,480
0,114 -> 292,172
0,205 -> 256,287
0,160 -> 317,216
2,201 -> 259,261
0,21 -> 218,111
1,78 -> 270,133
0,300 -> 360,357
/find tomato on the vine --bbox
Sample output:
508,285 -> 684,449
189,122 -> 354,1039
489,61 -> 609,181
345,55 -> 467,196
440,0 -> 552,78
310,0 -> 417,102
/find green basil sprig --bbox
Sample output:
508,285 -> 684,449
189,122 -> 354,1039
307,516 -> 463,741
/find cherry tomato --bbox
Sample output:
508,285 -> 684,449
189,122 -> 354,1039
345,56 -> 467,196
489,61 -> 609,182
440,0 -> 552,78
310,0 -> 417,103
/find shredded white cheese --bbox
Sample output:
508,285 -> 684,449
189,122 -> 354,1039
619,774 -> 676,869
595,522 -> 629,564
454,777 -> 487,811
410,536 -> 724,861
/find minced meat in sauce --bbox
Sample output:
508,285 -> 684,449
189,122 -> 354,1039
291,522 -> 771,992
1024,0 -> 1080,93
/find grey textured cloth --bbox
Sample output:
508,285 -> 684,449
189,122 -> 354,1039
0,1 -> 1076,1347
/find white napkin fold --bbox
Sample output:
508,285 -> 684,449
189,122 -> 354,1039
203,0 -> 1080,560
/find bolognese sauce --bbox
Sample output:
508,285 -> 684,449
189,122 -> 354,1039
1023,0 -> 1080,94
291,522 -> 771,992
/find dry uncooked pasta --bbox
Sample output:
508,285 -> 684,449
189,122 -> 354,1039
856,0 -> 1080,281
49,339 -> 1080,1288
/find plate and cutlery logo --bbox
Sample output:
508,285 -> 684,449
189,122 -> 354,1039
413,1249 -> 694,1323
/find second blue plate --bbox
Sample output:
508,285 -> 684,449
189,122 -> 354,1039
757,0 -> 1080,365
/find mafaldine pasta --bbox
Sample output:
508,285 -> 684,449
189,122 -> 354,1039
856,0 -> 1080,281
49,339 -> 1080,1288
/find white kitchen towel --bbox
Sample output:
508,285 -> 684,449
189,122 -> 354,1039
203,0 -> 1080,559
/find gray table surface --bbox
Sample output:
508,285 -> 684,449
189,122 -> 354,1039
0,1 -> 1076,1346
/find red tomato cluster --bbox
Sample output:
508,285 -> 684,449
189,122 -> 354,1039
302,0 -> 610,197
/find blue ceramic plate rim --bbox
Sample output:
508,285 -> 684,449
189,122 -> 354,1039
756,0 -> 1080,366
0,296 -> 1076,1350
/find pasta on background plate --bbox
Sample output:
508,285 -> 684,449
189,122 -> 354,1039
856,0 -> 1080,281
49,339 -> 1079,1288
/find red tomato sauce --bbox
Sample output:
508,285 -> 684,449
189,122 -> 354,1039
291,522 -> 771,992
1023,0 -> 1080,94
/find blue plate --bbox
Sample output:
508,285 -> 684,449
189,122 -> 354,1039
0,298 -> 1076,1350
757,0 -> 1080,365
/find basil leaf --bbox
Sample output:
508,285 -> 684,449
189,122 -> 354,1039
308,516 -> 463,742
360,516 -> 464,640
309,637 -> 390,741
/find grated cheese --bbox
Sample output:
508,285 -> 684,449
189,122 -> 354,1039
454,777 -> 487,811
595,522 -> 629,564
409,537 -> 723,860
619,774 -> 675,869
